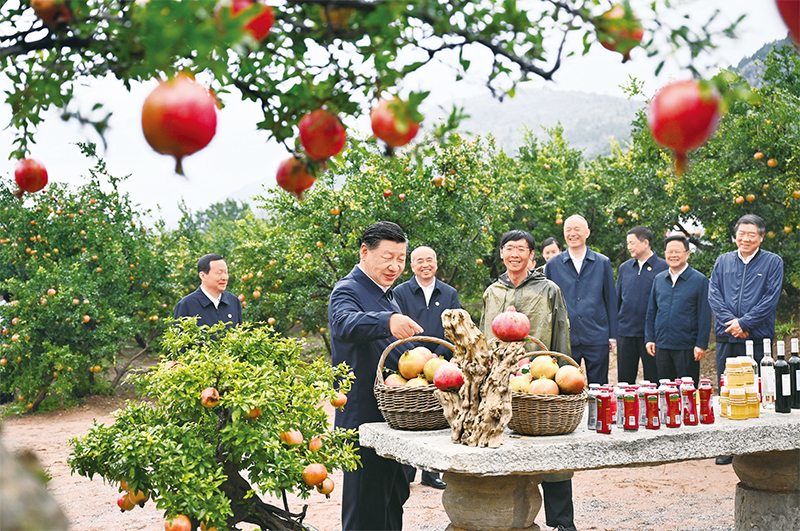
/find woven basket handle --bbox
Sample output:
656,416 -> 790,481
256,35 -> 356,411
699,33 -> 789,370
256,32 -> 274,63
527,335 -> 548,352
517,349 -> 580,370
375,335 -> 456,388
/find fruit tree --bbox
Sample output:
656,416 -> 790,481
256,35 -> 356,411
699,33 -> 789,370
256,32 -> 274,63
1,0 -> 741,167
0,147 -> 178,412
68,320 -> 358,531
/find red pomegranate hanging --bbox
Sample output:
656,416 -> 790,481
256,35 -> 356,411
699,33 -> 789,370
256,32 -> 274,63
141,74 -> 218,175
370,98 -> 421,150
14,158 -> 49,199
276,157 -> 316,201
299,109 -> 346,160
647,79 -> 721,175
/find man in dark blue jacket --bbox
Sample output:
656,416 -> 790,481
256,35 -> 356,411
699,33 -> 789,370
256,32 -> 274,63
645,235 -> 712,384
174,253 -> 242,330
546,215 -> 618,385
708,214 -> 784,380
329,221 -> 423,531
617,226 -> 668,384
394,245 -> 460,490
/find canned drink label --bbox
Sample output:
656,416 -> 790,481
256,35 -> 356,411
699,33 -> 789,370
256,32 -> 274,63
623,393 -> 639,430
646,393 -> 660,429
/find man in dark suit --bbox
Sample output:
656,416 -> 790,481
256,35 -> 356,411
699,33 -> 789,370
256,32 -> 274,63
616,226 -> 668,384
393,245 -> 460,490
545,215 -> 618,385
328,221 -> 423,531
174,253 -> 242,329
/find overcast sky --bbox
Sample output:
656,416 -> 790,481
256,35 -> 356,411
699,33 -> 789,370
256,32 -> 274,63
0,0 -> 790,227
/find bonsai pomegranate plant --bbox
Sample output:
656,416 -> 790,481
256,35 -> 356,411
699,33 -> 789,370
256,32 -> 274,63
68,320 -> 357,531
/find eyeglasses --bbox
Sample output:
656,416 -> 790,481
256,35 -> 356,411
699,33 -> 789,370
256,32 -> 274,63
503,245 -> 530,253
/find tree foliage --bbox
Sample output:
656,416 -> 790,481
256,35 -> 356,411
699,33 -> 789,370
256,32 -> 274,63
69,320 -> 358,531
1,0 -> 741,160
0,147 -> 177,411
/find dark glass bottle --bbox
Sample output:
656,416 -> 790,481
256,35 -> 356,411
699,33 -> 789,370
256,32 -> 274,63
789,338 -> 800,410
774,340 -> 791,413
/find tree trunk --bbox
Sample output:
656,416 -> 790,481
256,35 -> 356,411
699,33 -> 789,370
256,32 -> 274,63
436,309 -> 524,448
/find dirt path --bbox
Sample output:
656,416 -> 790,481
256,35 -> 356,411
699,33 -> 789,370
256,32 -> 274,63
2,393 -> 738,531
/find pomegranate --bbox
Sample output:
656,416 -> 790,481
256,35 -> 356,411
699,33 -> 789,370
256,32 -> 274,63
384,374 -> 408,387
370,98 -> 421,149
165,515 -> 192,531
141,74 -> 218,175
594,3 -> 644,63
299,109 -> 346,160
308,436 -> 323,452
555,365 -> 586,395
528,377 -> 560,395
200,387 -> 220,408
117,492 -> 135,512
217,0 -> 275,41
302,463 -> 328,486
423,357 -> 448,383
529,355 -> 559,380
491,308 -> 531,342
316,477 -> 335,496
397,348 -> 429,379
247,407 -> 261,419
647,79 -> 721,175
510,375 -> 532,393
279,429 -> 303,446
14,158 -> 48,199
406,376 -> 428,387
129,489 -> 149,507
777,0 -> 800,43
433,362 -> 464,392
276,157 -> 316,201
330,391 -> 347,408
31,0 -> 71,30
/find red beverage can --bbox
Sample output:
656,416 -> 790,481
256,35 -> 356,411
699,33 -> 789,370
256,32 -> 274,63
596,389 -> 612,434
699,379 -> 715,424
665,387 -> 682,428
623,387 -> 639,430
602,385 -> 617,425
681,378 -> 698,426
645,389 -> 660,429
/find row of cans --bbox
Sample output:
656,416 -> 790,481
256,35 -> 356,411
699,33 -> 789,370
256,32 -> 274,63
587,378 -> 715,433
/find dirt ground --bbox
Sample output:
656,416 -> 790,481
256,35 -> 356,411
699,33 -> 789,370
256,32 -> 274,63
1,352 -> 739,531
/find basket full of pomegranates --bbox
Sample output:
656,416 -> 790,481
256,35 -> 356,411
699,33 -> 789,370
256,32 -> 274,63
374,336 -> 455,431
508,350 -> 587,436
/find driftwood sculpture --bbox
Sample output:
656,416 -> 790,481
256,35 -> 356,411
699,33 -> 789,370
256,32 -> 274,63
435,309 -> 525,448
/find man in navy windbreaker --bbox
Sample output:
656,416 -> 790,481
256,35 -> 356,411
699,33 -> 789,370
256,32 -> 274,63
545,215 -> 618,385
708,214 -> 784,382
328,221 -> 423,531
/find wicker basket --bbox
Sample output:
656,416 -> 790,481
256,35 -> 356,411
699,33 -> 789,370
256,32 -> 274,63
507,350 -> 587,436
374,336 -> 453,431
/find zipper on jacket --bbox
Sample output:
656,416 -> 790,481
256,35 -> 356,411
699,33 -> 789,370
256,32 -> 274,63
736,260 -> 747,317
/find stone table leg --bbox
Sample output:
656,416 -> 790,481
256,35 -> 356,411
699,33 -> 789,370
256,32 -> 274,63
441,472 -> 542,531
732,449 -> 800,531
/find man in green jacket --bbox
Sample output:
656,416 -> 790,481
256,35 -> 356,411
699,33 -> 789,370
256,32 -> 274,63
481,229 -> 576,531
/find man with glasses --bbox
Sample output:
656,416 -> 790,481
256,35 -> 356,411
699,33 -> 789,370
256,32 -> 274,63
708,214 -> 783,465
481,230 -> 575,531
394,245 -> 460,490
545,215 -> 618,386
645,235 -> 711,385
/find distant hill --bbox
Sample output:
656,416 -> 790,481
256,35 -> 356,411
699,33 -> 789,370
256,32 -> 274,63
439,86 -> 643,159
733,36 -> 792,87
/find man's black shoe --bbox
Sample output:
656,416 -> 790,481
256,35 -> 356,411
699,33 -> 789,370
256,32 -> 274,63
555,526 -> 578,531
420,477 -> 446,489
716,456 -> 734,465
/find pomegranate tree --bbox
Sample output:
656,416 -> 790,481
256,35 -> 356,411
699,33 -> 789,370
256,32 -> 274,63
299,109 -> 346,160
370,98 -> 421,150
141,74 -> 218,175
275,156 -> 316,200
647,79 -> 721,175
594,3 -> 644,63
14,158 -> 48,199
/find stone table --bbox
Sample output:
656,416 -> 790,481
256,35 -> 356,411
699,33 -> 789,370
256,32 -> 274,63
360,410 -> 800,531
